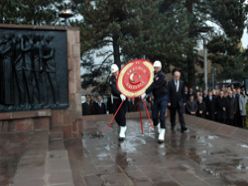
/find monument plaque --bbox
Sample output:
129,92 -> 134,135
0,28 -> 68,112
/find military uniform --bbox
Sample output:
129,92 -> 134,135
146,71 -> 168,130
142,60 -> 168,143
109,75 -> 127,127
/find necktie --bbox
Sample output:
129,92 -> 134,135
176,80 -> 179,92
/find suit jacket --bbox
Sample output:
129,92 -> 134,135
94,102 -> 106,114
168,79 -> 185,108
226,96 -> 236,118
216,96 -> 227,114
197,102 -> 206,116
234,94 -> 241,113
204,96 -> 216,116
82,102 -> 92,115
186,100 -> 198,114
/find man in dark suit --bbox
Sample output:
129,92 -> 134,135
82,95 -> 93,115
216,91 -> 227,123
204,90 -> 216,120
226,90 -> 236,125
186,95 -> 198,115
234,87 -> 242,127
168,69 -> 188,133
94,95 -> 106,114
196,96 -> 206,118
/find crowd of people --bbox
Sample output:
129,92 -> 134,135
82,85 -> 248,128
184,86 -> 248,128
81,95 -> 107,115
81,94 -> 144,115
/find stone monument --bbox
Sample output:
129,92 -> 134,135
0,24 -> 82,139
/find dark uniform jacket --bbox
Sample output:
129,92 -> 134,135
109,75 -> 121,98
146,71 -> 168,100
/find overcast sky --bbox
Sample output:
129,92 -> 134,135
242,28 -> 248,48
243,0 -> 248,48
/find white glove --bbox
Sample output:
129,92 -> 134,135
141,93 -> 146,100
120,94 -> 126,101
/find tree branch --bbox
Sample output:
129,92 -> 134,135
90,52 -> 113,73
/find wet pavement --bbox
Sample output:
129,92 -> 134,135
0,131 -> 74,186
67,118 -> 248,186
1,116 -> 248,186
0,133 -> 31,185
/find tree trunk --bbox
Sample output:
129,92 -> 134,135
112,33 -> 121,69
187,49 -> 195,87
186,0 -> 195,87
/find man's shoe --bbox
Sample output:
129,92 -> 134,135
158,129 -> 166,143
119,126 -> 127,141
181,127 -> 188,133
118,137 -> 125,142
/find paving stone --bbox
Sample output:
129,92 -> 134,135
66,117 -> 248,186
2,116 -> 248,186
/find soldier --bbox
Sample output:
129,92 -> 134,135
141,61 -> 168,143
109,64 -> 127,141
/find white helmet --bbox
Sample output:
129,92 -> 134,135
111,64 -> 119,73
153,60 -> 162,68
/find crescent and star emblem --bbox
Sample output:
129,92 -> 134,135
129,72 -> 141,85
117,59 -> 154,98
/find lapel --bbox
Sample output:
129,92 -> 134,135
172,80 -> 176,92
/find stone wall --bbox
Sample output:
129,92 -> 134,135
51,28 -> 82,139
